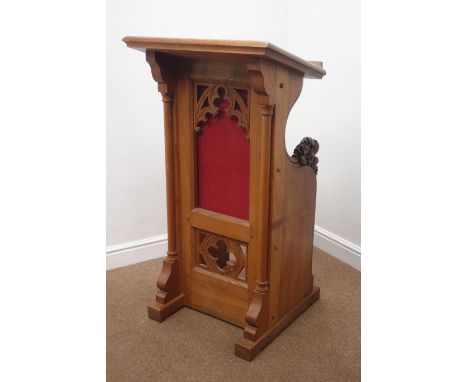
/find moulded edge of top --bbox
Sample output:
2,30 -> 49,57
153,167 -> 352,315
122,36 -> 326,79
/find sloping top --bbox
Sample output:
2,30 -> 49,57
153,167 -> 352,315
123,36 -> 325,79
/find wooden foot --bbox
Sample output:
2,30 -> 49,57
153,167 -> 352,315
235,286 -> 320,361
148,294 -> 184,322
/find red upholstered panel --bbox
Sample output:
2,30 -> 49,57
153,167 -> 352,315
197,108 -> 250,220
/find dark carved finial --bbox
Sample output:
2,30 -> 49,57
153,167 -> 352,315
291,137 -> 319,174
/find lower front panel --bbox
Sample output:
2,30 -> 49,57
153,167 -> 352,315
187,267 -> 248,327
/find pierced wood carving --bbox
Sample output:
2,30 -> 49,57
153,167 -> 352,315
291,137 -> 320,175
198,231 -> 247,280
194,84 -> 249,137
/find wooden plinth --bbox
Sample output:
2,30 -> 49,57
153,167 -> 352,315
148,294 -> 184,322
235,286 -> 320,361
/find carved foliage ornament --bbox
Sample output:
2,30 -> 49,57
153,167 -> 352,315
198,232 -> 247,279
195,85 -> 249,138
291,137 -> 319,175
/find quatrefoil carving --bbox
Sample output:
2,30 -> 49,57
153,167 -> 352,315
194,85 -> 249,138
199,233 -> 246,279
208,240 -> 230,269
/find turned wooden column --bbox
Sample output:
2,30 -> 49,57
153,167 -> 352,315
243,103 -> 273,341
155,91 -> 179,304
145,51 -> 183,321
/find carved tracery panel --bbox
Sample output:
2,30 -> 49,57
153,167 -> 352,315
195,84 -> 249,137
197,230 -> 247,281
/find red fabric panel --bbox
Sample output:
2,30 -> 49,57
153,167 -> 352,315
197,111 -> 250,220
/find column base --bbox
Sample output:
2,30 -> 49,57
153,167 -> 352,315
148,294 -> 184,322
235,286 -> 320,361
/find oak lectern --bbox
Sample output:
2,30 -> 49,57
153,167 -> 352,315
123,37 -> 325,361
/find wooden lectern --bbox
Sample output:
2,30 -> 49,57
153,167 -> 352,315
123,37 -> 325,361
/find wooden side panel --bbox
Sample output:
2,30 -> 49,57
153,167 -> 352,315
268,67 -> 316,326
277,167 -> 315,317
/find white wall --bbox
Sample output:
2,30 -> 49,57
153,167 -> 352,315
285,0 -> 361,253
107,0 -> 360,269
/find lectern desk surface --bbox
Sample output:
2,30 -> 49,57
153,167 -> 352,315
124,36 -> 324,361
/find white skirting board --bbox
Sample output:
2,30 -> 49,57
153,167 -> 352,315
106,227 -> 361,271
106,234 -> 168,270
313,226 -> 361,270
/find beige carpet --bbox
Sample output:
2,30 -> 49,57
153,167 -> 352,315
107,248 -> 360,381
